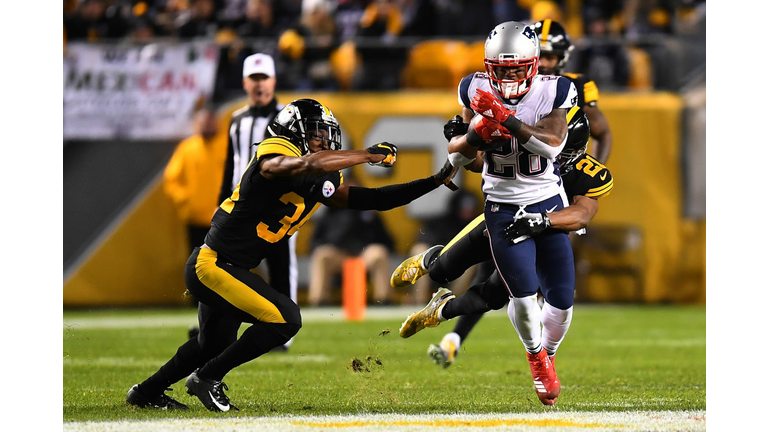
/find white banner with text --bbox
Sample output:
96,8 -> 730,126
64,42 -> 219,140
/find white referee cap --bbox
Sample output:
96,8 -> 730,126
242,53 -> 275,78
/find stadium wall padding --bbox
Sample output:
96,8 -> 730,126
63,91 -> 705,306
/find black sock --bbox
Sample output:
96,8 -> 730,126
452,313 -> 484,342
139,337 -> 204,395
441,286 -> 490,320
198,322 -> 300,381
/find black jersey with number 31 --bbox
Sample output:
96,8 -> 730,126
204,136 -> 343,269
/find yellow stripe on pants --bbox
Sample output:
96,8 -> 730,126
195,248 -> 287,323
441,214 -> 486,255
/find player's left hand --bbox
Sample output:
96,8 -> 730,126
433,159 -> 459,191
504,212 -> 551,243
443,115 -> 468,141
367,142 -> 398,167
471,89 -> 514,123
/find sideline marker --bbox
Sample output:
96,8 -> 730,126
342,257 -> 366,321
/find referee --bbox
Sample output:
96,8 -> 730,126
218,53 -> 297,351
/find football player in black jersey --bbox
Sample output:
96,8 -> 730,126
126,99 -> 459,412
533,19 -> 613,163
394,107 -> 612,401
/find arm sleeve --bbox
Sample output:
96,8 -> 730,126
347,177 -> 438,211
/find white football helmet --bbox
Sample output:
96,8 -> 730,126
484,21 -> 540,99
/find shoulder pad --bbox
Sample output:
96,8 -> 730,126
256,137 -> 302,159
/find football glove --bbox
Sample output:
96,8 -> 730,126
433,159 -> 459,191
367,142 -> 397,167
504,212 -> 551,244
443,115 -> 468,141
472,116 -> 511,142
471,89 -> 514,123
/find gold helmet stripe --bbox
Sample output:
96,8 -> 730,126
540,19 -> 552,47
320,102 -> 331,117
566,106 -> 580,123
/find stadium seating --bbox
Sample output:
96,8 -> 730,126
464,40 -> 486,77
329,40 -> 361,91
626,46 -> 654,90
400,40 -> 469,89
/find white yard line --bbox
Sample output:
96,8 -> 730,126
63,307 -> 500,329
63,410 -> 706,431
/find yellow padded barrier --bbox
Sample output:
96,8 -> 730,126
64,91 -> 703,306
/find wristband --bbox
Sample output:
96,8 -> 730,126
502,115 -> 523,133
542,213 -> 552,227
464,127 -> 483,147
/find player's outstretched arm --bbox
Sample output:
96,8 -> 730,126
326,161 -> 457,210
260,143 -> 396,179
504,195 -> 599,243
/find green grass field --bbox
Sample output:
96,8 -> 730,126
63,304 -> 705,429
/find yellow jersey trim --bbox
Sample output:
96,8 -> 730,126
586,179 -> 614,198
256,137 -> 302,159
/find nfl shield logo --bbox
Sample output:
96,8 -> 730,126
322,181 -> 335,198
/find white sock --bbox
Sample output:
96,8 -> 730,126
507,294 -> 543,354
541,302 -> 573,357
441,332 -> 462,351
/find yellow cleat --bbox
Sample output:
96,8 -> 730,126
399,288 -> 455,338
390,245 -> 442,288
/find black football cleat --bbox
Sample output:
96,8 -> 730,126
126,384 -> 188,409
185,370 -> 238,412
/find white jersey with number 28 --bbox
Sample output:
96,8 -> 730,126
457,72 -> 578,205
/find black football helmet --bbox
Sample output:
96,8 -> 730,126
532,19 -> 573,75
267,99 -> 341,155
558,106 -> 590,175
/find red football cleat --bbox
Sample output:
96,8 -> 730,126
527,350 -> 560,405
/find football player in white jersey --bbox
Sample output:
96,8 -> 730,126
399,21 -> 578,406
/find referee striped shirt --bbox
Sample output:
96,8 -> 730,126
218,98 -> 284,204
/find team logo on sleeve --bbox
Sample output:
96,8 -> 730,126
322,180 -> 335,198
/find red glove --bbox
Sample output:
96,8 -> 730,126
473,116 -> 511,141
471,89 -> 515,123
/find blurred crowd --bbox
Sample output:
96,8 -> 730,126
64,0 -> 706,95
